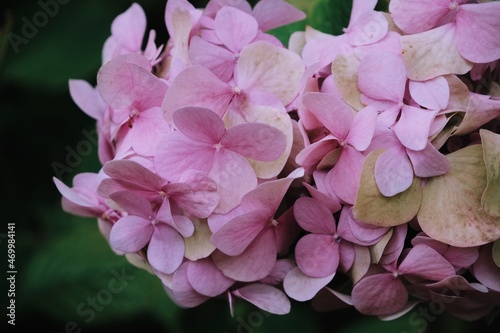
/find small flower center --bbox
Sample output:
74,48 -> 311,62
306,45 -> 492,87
392,271 -> 399,279
449,1 -> 459,10
214,143 -> 223,151
333,233 -> 341,243
269,219 -> 279,227
232,86 -> 242,94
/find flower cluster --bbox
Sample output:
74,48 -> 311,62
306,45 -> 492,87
54,0 -> 500,321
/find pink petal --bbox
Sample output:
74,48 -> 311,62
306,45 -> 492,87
241,177 -> 295,218
302,92 -> 353,140
283,267 -> 334,301
407,142 -> 451,178
109,215 -> 153,252
346,105 -> 378,151
186,258 -> 235,297
109,190 -> 154,217
148,224 -> 185,274
295,138 -> 338,173
351,273 -> 408,316
211,209 -> 269,256
409,76 -> 450,110
209,149 -> 258,213
303,182 -> 342,214
347,10 -> 388,46
222,122 -> 286,161
456,3 -> 500,63
126,107 -> 172,156
295,234 -> 340,278
237,41 -> 304,105
173,170 -> 220,218
293,197 -> 336,234
374,146 -> 414,197
53,177 -> 99,208
164,0 -> 199,37
170,262 -> 210,307
379,224 -> 408,266
215,7 -> 258,53
188,36 -> 235,82
68,80 -> 105,120
342,207 -> 389,245
357,52 -> 406,103
213,229 -> 276,281
338,241 -> 356,273
389,0 -> 454,34
329,146 -> 365,204
111,3 -> 146,51
161,66 -> 234,122
233,284 -> 291,314
398,244 -> 455,281
204,0 -> 252,17
393,106 -> 437,151
252,0 -> 306,31
103,160 -> 165,190
274,206 -> 302,255
97,55 -> 165,110
172,106 -> 225,143
259,259 -> 295,285
154,132 -> 214,182
472,244 -> 500,292
444,246 -> 479,270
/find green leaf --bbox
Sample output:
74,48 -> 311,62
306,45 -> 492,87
480,129 -> 500,217
353,150 -> 423,227
417,144 -> 500,247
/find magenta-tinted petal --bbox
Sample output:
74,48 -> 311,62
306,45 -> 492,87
148,224 -> 184,274
380,224 -> 408,266
213,229 -> 276,281
215,7 -> 258,53
154,132 -> 214,181
125,107 -> 172,156
172,106 -> 225,143
109,190 -> 154,217
302,92 -> 353,140
295,234 -> 340,278
69,80 -> 105,120
295,138 -> 338,173
97,55 -> 166,110
170,262 -> 210,308
161,66 -> 234,121
389,0 -> 453,34
252,0 -> 306,31
407,142 -> 451,178
456,3 -> 500,63
472,244 -> 500,292
346,105 -> 378,151
103,160 -> 165,190
303,182 -> 342,214
330,146 -> 365,204
222,122 -> 286,161
111,3 -> 146,51
173,170 -> 220,218
211,209 -> 269,256
171,214 -> 195,238
204,0 -> 252,17
259,259 -> 295,285
293,197 -> 336,234
343,207 -> 389,245
209,149 -> 257,213
233,284 -> 291,314
398,244 -> 455,281
393,106 -> 437,151
241,177 -> 294,217
274,206 -> 302,255
188,36 -> 235,82
109,216 -> 153,253
283,267 -> 334,302
358,52 -> 406,103
186,258 -> 235,297
444,246 -> 479,270
352,273 -> 408,316
53,177 -> 99,208
409,76 -> 450,110
374,146 -> 414,197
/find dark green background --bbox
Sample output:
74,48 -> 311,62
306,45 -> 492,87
0,0 -> 498,332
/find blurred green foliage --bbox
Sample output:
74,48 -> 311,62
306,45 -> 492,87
0,0 -> 498,332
